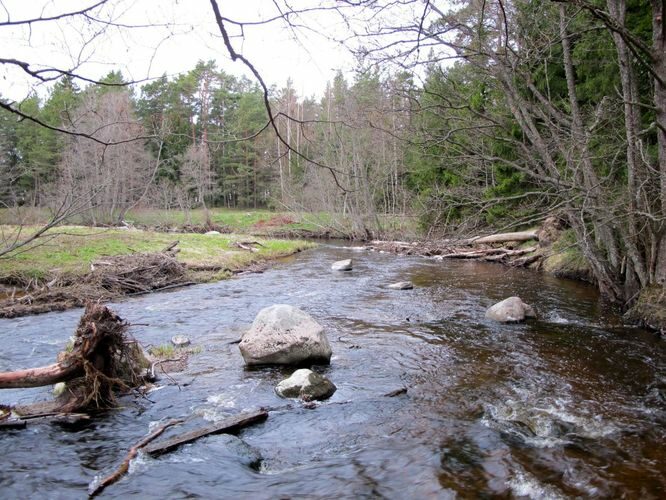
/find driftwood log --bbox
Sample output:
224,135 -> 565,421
467,230 -> 538,245
0,303 -> 149,415
368,229 -> 546,268
143,410 -> 268,456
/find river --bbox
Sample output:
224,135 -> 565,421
1,244 -> 664,498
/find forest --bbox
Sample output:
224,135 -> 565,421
1,0 -> 664,309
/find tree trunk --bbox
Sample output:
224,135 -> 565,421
0,362 -> 81,389
469,230 -> 539,245
560,4 -> 625,292
653,0 -> 666,284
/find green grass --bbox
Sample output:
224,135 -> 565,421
0,225 -> 315,281
123,208 -> 326,234
148,343 -> 175,358
0,207 -> 418,239
148,343 -> 203,359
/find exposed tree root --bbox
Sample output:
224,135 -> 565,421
0,303 -> 150,415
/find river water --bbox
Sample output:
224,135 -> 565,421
0,244 -> 664,499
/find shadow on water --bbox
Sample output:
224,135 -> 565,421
0,243 -> 664,498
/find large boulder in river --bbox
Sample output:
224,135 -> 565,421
275,368 -> 337,401
485,296 -> 536,323
331,259 -> 353,271
239,304 -> 332,366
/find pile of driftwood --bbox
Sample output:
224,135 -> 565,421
367,229 -> 546,268
88,245 -> 187,295
0,243 -> 191,318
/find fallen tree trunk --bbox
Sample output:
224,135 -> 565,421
467,230 -> 539,245
0,362 -> 82,389
442,246 -> 538,260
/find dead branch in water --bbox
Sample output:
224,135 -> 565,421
142,410 -> 268,457
88,419 -> 184,497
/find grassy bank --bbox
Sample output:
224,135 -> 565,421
0,207 -> 420,240
0,225 -> 315,316
540,229 -> 592,282
1,226 -> 312,281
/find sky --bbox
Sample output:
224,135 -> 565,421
0,0 -> 359,101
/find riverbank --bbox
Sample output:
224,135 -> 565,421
0,226 -> 314,317
366,224 -> 664,333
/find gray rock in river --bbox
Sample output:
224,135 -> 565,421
171,335 -> 191,347
331,258 -> 353,271
387,281 -> 414,290
485,296 -> 537,323
239,304 -> 332,366
275,368 -> 337,400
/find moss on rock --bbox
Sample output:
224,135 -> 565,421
624,285 -> 666,332
541,230 -> 592,282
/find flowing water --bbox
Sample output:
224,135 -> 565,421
0,244 -> 664,499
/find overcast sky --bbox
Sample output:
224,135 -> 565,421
0,0 -> 358,101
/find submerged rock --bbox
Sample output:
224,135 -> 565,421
212,434 -> 263,469
331,259 -> 353,271
387,281 -> 414,290
275,368 -> 336,400
485,296 -> 536,323
239,304 -> 332,366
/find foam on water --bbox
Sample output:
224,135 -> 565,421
508,468 -> 566,499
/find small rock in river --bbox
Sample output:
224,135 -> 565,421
485,296 -> 536,323
53,382 -> 67,397
331,259 -> 353,271
171,335 -> 191,347
387,281 -> 414,290
275,368 -> 337,400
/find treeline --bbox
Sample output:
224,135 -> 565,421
0,0 -> 663,305
0,58 -> 534,235
0,61 -> 416,233
1,63 -> 273,221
